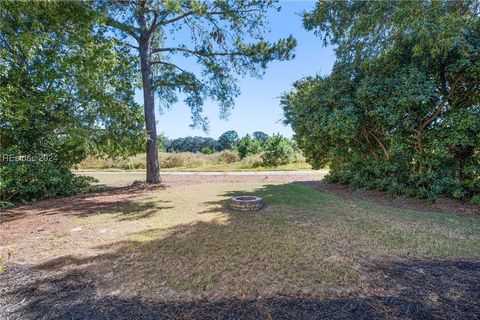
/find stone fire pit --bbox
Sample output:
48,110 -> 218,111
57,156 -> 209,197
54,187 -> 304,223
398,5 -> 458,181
230,196 -> 263,211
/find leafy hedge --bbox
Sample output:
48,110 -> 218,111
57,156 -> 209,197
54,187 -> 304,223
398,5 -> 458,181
0,156 -> 96,207
283,1 -> 480,202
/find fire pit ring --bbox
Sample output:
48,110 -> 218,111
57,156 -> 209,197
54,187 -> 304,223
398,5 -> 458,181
230,196 -> 263,211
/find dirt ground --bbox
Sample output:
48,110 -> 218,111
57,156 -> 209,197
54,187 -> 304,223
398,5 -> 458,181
1,173 -> 320,253
1,172 -> 479,319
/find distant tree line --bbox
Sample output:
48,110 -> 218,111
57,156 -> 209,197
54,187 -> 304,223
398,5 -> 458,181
162,131 -> 282,153
163,136 -> 220,153
161,131 -> 297,166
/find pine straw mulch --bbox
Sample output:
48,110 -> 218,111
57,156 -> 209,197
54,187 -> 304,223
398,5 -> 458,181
1,257 -> 479,320
300,181 -> 480,217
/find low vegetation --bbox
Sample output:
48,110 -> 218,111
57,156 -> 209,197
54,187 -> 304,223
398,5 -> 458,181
77,132 -> 309,172
261,135 -> 296,166
77,150 -> 310,172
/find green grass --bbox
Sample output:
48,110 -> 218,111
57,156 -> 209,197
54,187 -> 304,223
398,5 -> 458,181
57,178 -> 480,300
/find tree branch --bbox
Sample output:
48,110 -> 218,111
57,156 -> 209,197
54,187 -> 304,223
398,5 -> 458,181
159,11 -> 196,25
148,10 -> 159,35
151,46 -> 244,57
151,60 -> 187,73
151,61 -> 216,96
106,17 -> 140,42
115,39 -> 139,50
420,101 -> 445,130
159,9 -> 259,26
368,130 -> 390,160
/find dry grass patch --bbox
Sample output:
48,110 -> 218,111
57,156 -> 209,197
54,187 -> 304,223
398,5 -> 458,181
2,174 -> 479,319
77,151 -> 311,172
33,182 -> 479,301
3,174 -> 479,305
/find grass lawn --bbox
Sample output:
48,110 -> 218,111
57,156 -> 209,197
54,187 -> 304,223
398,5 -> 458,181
1,172 -> 479,318
74,180 -> 480,296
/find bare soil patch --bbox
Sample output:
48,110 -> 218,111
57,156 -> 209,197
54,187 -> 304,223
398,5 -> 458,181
0,184 -> 165,246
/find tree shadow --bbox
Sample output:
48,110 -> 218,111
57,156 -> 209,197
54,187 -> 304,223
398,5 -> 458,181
299,181 -> 480,217
197,183 -> 309,215
97,199 -> 174,222
1,182 -> 479,319
2,257 -> 479,319
0,184 -> 168,225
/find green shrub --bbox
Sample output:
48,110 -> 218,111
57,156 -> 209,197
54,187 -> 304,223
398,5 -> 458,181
235,134 -> 262,159
0,159 -> 96,207
471,194 -> 480,205
261,135 -> 295,167
200,146 -> 214,154
282,1 -> 480,202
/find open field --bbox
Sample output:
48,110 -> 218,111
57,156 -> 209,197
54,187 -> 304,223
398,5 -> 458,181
77,152 -> 312,172
1,172 -> 479,319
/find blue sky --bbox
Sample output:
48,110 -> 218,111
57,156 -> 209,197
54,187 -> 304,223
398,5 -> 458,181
136,1 -> 335,139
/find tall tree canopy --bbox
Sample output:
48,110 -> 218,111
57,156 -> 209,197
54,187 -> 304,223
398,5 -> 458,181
99,0 -> 296,183
218,130 -> 240,150
283,0 -> 479,201
0,1 -> 144,205
252,131 -> 270,145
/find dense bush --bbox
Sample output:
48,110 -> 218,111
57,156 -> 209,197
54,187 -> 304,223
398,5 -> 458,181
261,135 -> 295,167
283,1 -> 480,201
0,158 -> 96,207
159,152 -> 218,168
78,149 -> 311,171
241,154 -> 263,168
235,134 -> 262,159
200,147 -> 214,154
160,153 -> 186,168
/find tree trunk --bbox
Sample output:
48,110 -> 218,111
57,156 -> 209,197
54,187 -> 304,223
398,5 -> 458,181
139,38 -> 160,183
413,128 -> 424,174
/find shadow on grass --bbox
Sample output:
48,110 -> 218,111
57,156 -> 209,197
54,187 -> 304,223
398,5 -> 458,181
1,183 -> 479,319
198,182 -> 327,215
98,199 -> 174,222
0,184 -> 168,224
2,258 -> 479,320
299,181 -> 480,217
